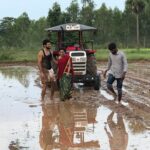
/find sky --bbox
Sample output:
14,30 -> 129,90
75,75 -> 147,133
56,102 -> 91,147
0,0 -> 126,20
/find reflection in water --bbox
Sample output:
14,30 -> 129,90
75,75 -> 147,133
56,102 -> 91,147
40,103 -> 59,149
104,112 -> 128,150
0,66 -> 31,87
0,66 -> 149,149
40,102 -> 100,149
0,66 -> 41,150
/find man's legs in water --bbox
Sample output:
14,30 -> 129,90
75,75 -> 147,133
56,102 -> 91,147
107,74 -> 117,100
41,83 -> 46,101
116,78 -> 123,103
50,81 -> 55,100
40,70 -> 48,101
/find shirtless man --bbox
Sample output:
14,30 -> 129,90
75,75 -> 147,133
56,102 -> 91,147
38,39 -> 55,100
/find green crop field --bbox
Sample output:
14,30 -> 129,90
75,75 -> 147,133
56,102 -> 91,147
0,48 -> 150,62
96,48 -> 150,61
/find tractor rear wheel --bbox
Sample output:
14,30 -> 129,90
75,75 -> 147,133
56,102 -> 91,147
87,55 -> 97,76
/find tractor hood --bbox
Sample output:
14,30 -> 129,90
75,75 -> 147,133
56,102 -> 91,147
45,23 -> 96,32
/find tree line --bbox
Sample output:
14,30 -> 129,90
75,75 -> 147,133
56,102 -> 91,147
0,0 -> 150,50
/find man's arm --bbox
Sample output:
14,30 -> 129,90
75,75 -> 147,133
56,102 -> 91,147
52,57 -> 58,65
51,51 -> 58,65
104,55 -> 112,78
38,50 -> 44,74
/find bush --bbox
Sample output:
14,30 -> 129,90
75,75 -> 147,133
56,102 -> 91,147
0,53 -> 14,61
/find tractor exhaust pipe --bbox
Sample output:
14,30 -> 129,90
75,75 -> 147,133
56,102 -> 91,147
60,26 -> 64,48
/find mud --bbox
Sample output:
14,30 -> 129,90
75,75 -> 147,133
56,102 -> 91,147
0,62 -> 149,150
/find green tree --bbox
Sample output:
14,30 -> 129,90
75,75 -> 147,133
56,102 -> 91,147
47,2 -> 61,27
122,10 -> 136,48
14,12 -> 31,47
27,17 -> 47,48
94,3 -> 113,45
140,0 -> 150,47
126,0 -> 145,49
81,0 -> 93,7
80,0 -> 95,25
66,0 -> 80,22
111,8 -> 124,45
1,0 -> 150,50
0,17 -> 15,47
60,12 -> 71,24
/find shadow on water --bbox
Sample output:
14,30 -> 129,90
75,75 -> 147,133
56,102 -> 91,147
0,66 -> 149,150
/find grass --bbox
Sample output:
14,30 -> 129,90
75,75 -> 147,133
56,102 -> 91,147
96,48 -> 150,61
0,48 -> 150,62
0,49 -> 38,62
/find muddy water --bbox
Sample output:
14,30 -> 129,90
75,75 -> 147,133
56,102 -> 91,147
0,66 -> 150,150
0,66 -> 42,150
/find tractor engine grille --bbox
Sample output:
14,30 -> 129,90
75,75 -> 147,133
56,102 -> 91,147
70,51 -> 87,75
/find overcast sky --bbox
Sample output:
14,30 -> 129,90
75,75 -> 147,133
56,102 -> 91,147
0,0 -> 126,20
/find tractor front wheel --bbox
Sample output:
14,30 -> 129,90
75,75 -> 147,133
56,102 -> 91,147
94,75 -> 101,90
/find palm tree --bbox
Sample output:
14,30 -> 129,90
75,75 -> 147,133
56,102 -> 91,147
126,0 -> 145,49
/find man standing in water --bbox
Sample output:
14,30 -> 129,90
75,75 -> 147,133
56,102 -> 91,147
104,42 -> 128,104
38,39 -> 55,100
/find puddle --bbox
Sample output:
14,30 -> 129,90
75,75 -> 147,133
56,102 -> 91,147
0,66 -> 42,150
39,102 -> 150,150
100,89 -> 114,100
0,66 -> 150,150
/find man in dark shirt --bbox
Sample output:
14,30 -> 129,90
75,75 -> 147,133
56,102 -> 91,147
38,39 -> 55,100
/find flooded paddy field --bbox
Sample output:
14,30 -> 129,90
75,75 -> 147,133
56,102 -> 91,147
0,62 -> 150,150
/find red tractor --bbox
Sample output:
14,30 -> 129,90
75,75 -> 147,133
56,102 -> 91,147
46,23 -> 100,90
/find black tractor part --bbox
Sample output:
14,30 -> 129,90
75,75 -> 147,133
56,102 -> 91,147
93,74 -> 101,90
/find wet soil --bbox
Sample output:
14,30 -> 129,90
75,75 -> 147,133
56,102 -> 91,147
0,62 -> 150,150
